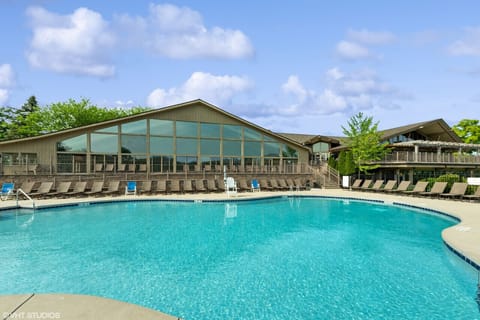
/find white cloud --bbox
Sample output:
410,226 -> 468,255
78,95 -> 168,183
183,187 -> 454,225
335,41 -> 372,60
448,27 -> 480,56
0,89 -> 9,105
26,6 -> 116,77
0,64 -> 15,105
147,72 -> 252,107
347,29 -> 395,45
0,64 -> 15,88
282,75 -> 307,102
279,68 -> 406,116
116,4 -> 254,59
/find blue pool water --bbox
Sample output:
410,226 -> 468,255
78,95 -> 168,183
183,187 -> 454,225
0,197 -> 478,319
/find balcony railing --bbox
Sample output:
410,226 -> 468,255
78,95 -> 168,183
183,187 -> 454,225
376,151 -> 480,164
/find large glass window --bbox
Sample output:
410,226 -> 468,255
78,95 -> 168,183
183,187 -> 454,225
57,134 -> 87,152
57,154 -> 86,173
122,120 -> 146,134
150,155 -> 174,173
176,121 -> 198,137
176,138 -> 197,155
200,139 -> 220,155
282,144 -> 298,158
201,123 -> 220,138
91,134 -> 118,153
121,135 -> 147,153
264,142 -> 280,157
223,140 -> 241,156
150,137 -> 173,154
150,119 -> 173,136
223,125 -> 242,139
245,141 -> 262,156
244,127 -> 262,140
96,125 -> 118,133
2,153 -> 37,165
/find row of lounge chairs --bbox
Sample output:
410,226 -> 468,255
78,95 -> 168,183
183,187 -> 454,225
1,177 -> 309,200
351,179 -> 480,200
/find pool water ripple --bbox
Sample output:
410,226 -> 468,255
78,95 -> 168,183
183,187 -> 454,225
0,198 -> 478,319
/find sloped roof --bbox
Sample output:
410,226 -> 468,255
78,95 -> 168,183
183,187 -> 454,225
378,118 -> 461,143
0,99 -> 308,150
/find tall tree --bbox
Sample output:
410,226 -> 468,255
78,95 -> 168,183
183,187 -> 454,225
342,112 -> 390,175
0,106 -> 15,140
452,119 -> 480,144
16,98 -> 149,137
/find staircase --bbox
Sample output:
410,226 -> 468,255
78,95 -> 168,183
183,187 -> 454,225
309,163 -> 341,189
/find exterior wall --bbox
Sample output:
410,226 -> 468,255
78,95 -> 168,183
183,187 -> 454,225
0,101 -> 309,175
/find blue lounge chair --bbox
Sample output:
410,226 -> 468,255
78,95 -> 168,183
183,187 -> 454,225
1,182 -> 15,200
251,179 -> 260,192
125,181 -> 137,196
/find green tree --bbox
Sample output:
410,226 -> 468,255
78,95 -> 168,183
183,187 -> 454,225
14,98 -> 149,137
336,150 -> 356,176
0,106 -> 15,140
342,112 -> 390,175
452,119 -> 480,144
7,95 -> 40,139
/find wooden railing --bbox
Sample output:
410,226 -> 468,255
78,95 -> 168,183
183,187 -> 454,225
376,151 -> 480,164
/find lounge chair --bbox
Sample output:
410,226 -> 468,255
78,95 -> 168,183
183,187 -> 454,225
48,181 -> 72,197
183,180 -> 194,193
105,164 -> 114,172
237,179 -> 250,192
418,181 -> 447,197
402,181 -> 429,195
259,179 -> 272,191
440,182 -> 468,199
350,179 -> 363,189
1,182 -> 15,201
155,180 -> 167,194
30,182 -> 54,198
358,179 -> 373,191
269,179 -> 283,191
117,164 -> 126,172
388,181 -> 411,193
138,164 -> 147,172
278,179 -> 291,191
94,163 -> 103,172
217,179 -> 226,192
225,177 -> 237,197
84,181 -> 104,196
65,181 -> 87,196
285,179 -> 296,191
125,181 -> 137,196
206,179 -> 218,192
251,179 -> 261,192
195,179 -> 207,192
170,180 -> 181,193
127,164 -> 136,172
102,181 -> 120,195
18,181 -> 35,194
294,178 -> 307,191
377,180 -> 396,192
463,187 -> 480,201
138,181 -> 152,194
367,180 -> 384,192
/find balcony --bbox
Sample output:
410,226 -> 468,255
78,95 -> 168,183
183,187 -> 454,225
376,151 -> 480,166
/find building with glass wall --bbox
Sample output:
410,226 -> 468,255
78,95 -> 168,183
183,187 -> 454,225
0,100 -> 310,175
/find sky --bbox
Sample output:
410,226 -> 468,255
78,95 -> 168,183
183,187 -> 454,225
1,0 -> 480,135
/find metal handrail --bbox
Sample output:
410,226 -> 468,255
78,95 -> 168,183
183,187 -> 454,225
16,188 -> 36,210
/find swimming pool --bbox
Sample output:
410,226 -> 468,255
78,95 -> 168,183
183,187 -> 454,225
0,197 -> 477,319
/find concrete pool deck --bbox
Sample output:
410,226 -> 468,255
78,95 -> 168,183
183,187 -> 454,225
1,188 -> 479,319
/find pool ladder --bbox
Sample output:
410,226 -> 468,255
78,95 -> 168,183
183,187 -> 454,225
16,188 -> 36,210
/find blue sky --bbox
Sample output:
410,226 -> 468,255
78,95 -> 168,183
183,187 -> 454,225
1,1 -> 480,135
